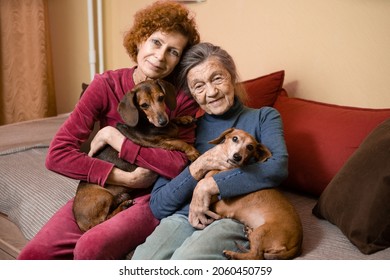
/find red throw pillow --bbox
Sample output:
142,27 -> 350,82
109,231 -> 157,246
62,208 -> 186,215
274,94 -> 390,196
242,70 -> 285,109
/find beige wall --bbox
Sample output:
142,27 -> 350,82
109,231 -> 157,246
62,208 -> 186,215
48,0 -> 90,114
49,0 -> 390,114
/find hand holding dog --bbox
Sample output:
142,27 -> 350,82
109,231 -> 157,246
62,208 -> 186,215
105,166 -> 158,189
88,126 -> 158,188
88,126 -> 125,157
189,176 -> 221,229
189,146 -> 235,181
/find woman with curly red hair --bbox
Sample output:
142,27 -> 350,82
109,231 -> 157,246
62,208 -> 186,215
18,0 -> 200,260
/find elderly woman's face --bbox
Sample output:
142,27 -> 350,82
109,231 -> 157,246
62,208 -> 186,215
187,58 -> 235,115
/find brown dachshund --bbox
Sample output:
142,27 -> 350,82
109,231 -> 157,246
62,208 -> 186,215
73,80 -> 200,232
206,128 -> 303,260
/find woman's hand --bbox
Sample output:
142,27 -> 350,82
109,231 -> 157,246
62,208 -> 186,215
106,166 -> 158,189
89,127 -> 158,188
189,176 -> 221,229
189,145 -> 235,181
88,126 -> 125,157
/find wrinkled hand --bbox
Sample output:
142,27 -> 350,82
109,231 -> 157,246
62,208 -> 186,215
189,145 -> 236,180
189,177 -> 221,229
88,126 -> 125,157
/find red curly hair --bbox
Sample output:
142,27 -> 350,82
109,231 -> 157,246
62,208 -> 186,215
123,0 -> 200,62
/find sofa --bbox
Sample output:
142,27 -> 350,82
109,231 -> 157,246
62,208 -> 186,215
1,70 -> 389,259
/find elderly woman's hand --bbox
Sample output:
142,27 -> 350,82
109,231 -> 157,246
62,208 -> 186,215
189,176 -> 221,229
189,145 -> 235,181
88,126 -> 125,157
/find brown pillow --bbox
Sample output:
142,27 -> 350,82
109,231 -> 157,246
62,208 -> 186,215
312,118 -> 390,254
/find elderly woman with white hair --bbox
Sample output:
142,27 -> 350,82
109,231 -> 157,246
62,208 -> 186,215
132,42 -> 288,260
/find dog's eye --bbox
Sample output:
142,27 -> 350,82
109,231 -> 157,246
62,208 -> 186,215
158,96 -> 164,103
140,103 -> 150,109
232,136 -> 238,143
246,144 -> 254,151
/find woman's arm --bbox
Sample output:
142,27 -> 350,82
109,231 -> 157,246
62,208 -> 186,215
149,144 -> 235,219
118,90 -> 199,179
149,168 -> 197,219
45,78 -> 114,186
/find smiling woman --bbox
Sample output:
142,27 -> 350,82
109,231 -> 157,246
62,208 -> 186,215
132,31 -> 188,82
17,0 -> 200,260
132,42 -> 289,260
187,58 -> 235,115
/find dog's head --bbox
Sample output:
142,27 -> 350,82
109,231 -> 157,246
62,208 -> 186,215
118,79 -> 177,127
209,128 -> 272,166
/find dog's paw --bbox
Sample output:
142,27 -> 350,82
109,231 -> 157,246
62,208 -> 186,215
244,225 -> 253,237
187,148 -> 201,162
223,250 -> 233,260
120,200 -> 134,210
172,116 -> 196,125
116,192 -> 132,203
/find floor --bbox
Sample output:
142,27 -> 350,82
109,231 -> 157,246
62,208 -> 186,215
0,214 -> 27,260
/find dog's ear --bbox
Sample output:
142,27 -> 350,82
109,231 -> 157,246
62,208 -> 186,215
254,143 -> 272,162
117,90 -> 139,127
80,83 -> 89,99
208,128 -> 235,145
156,79 -> 177,111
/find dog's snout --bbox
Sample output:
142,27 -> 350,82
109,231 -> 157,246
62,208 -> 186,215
233,153 -> 242,162
158,115 -> 169,127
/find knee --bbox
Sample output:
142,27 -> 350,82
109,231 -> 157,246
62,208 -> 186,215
17,242 -> 58,260
172,219 -> 248,260
74,233 -> 111,260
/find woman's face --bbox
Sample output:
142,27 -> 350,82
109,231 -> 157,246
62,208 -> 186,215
136,31 -> 188,80
187,58 -> 235,115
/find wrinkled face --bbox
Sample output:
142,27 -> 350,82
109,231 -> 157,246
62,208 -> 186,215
136,31 -> 188,80
187,58 -> 235,115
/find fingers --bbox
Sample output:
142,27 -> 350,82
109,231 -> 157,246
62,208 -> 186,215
189,210 -> 220,229
198,149 -> 236,170
88,137 -> 106,157
88,128 -> 108,157
190,152 -> 236,181
88,144 -> 99,157
204,210 -> 221,220
87,126 -> 125,157
189,212 -> 215,229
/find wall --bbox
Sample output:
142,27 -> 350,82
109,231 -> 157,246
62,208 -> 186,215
48,0 -> 90,114
49,0 -> 390,113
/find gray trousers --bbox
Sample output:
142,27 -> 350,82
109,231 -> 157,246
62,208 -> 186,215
132,214 -> 249,260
